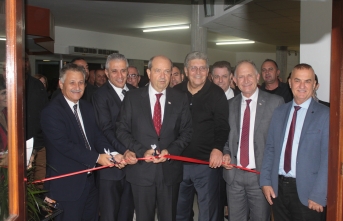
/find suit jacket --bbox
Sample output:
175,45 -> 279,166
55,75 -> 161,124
260,99 -> 329,206
41,93 -> 115,201
92,81 -> 135,180
223,89 -> 284,184
116,86 -> 193,186
26,75 -> 49,149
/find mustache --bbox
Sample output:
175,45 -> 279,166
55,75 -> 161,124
71,89 -> 83,93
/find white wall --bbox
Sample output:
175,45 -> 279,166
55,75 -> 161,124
300,0 -> 332,102
54,26 -> 236,65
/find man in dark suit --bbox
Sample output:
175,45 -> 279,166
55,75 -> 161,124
260,63 -> 329,221
211,60 -> 240,100
41,63 -> 121,221
222,60 -> 284,221
92,53 -> 136,221
116,55 -> 193,221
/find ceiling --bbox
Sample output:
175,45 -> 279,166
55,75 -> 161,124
17,0 -> 300,56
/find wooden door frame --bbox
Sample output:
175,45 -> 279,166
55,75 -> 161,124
6,0 -> 26,220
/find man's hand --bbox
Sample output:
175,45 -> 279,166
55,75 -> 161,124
113,154 -> 126,169
308,200 -> 323,212
153,149 -> 169,163
143,149 -> 155,163
123,150 -> 138,165
262,186 -> 276,205
97,154 -> 115,167
209,148 -> 223,168
222,154 -> 233,170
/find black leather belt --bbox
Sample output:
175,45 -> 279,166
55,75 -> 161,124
278,175 -> 296,182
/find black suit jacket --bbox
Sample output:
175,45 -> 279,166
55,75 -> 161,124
26,75 -> 49,149
116,86 -> 193,186
41,93 -> 115,201
92,81 -> 135,180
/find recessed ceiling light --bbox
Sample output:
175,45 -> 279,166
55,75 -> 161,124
216,40 -> 255,45
143,24 -> 190,32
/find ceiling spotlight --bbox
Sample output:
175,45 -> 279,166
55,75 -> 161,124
143,24 -> 190,32
216,40 -> 255,45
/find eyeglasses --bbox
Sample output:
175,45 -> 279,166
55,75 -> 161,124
128,74 -> 138,78
189,66 -> 208,73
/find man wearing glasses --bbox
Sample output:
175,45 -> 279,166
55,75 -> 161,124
127,66 -> 141,88
174,51 -> 229,221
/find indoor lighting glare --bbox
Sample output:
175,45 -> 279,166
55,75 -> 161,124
0,37 -> 6,41
216,40 -> 255,45
43,60 -> 51,62
143,25 -> 190,32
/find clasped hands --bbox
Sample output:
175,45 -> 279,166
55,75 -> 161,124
97,150 -> 138,169
143,149 -> 168,163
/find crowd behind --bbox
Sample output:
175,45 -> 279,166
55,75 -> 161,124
0,51 -> 329,221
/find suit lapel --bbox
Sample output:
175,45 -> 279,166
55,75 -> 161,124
298,99 -> 316,148
140,87 -> 155,133
106,81 -> 122,107
254,91 -> 266,134
232,95 -> 242,156
59,95 -> 85,144
160,88 -> 173,135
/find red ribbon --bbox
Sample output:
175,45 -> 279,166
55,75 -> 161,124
29,154 -> 259,184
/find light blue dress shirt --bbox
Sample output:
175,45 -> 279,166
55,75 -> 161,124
278,97 -> 312,177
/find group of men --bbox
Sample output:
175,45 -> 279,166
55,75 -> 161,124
40,51 -> 329,221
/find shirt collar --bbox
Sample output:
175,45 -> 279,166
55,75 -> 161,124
64,96 -> 79,111
241,88 -> 259,103
292,97 -> 312,110
148,83 -> 166,96
109,81 -> 129,95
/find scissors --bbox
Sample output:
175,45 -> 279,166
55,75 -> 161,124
104,148 -> 116,163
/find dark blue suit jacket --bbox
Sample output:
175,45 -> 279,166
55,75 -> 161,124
41,93 -> 115,201
260,98 -> 329,206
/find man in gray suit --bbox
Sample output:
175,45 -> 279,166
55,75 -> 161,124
260,63 -> 329,221
222,60 -> 284,221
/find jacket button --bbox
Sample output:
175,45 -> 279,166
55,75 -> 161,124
158,138 -> 160,141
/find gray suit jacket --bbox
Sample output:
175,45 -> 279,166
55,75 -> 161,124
260,99 -> 329,206
223,89 -> 284,185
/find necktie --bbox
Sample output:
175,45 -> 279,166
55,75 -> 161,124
122,89 -> 126,96
153,93 -> 163,136
284,106 -> 301,173
73,104 -> 91,150
240,99 -> 251,168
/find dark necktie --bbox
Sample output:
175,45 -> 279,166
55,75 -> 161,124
153,93 -> 163,136
240,99 -> 251,168
122,89 -> 126,96
73,104 -> 91,150
284,106 -> 301,173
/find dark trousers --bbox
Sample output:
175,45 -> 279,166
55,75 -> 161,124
272,176 -> 326,221
176,164 -> 220,221
98,177 -> 134,221
131,164 -> 180,221
55,174 -> 99,221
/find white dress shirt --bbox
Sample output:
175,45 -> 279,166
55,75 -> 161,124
109,81 -> 129,101
148,83 -> 166,123
225,87 -> 234,100
237,89 -> 259,169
